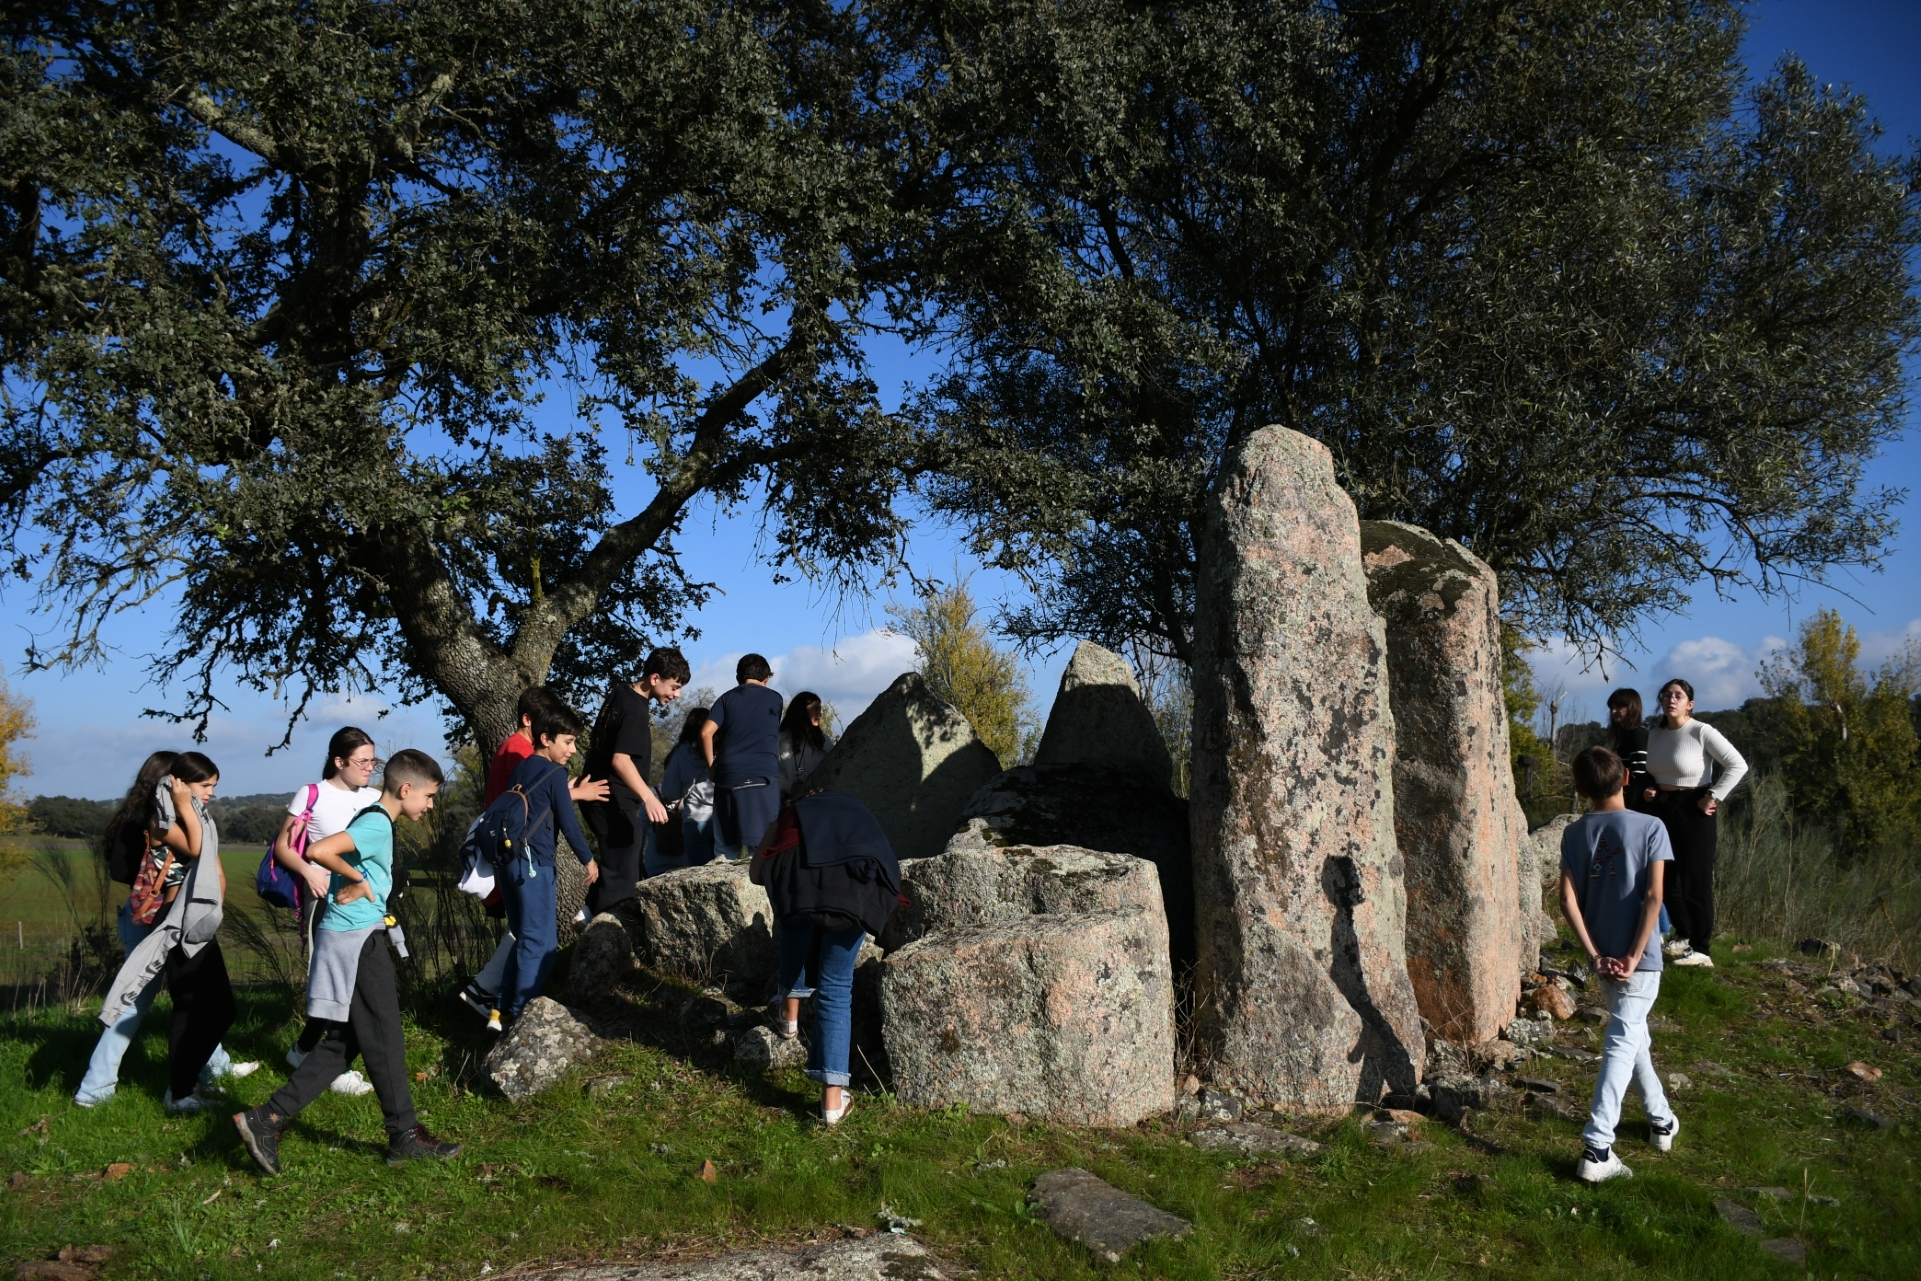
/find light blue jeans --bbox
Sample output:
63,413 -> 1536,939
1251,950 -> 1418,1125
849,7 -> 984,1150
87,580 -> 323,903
75,902 -> 234,1105
1583,969 -> 1674,1151
776,919 -> 864,1088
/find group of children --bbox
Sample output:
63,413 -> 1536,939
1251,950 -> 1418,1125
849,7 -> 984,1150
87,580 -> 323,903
77,648 -> 1720,1181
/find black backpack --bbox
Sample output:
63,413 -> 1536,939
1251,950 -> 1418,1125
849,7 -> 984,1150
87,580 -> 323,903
469,759 -> 563,876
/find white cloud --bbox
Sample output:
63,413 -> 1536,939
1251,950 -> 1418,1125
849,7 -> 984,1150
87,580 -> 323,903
684,628 -> 920,724
1527,631 -> 1771,720
1656,636 -> 1757,709
1859,616 -> 1921,669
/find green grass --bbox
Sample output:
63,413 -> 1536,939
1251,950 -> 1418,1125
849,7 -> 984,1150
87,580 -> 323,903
2,937 -> 1917,1280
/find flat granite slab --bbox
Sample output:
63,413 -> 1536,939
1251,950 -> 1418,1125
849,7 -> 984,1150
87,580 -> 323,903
1029,1168 -> 1191,1263
1189,1122 -> 1324,1158
522,1235 -> 950,1280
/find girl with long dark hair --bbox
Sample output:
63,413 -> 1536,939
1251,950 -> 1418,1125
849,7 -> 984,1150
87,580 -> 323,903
777,691 -> 834,798
267,726 -> 383,1094
75,753 -> 255,1106
1644,679 -> 1748,968
1605,688 -> 1654,811
96,751 -> 242,1112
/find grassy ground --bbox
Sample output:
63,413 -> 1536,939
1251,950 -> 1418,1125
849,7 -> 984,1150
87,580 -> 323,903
2,930 -> 1917,1281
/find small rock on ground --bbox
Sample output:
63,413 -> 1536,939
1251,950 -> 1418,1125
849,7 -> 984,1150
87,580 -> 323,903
1189,1123 -> 1323,1158
1029,1168 -> 1191,1263
1760,1239 -> 1808,1266
486,997 -> 601,1101
1713,1199 -> 1764,1236
519,1235 -> 953,1279
734,1025 -> 807,1072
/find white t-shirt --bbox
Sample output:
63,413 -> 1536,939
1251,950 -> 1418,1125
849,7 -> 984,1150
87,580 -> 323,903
287,780 -> 384,845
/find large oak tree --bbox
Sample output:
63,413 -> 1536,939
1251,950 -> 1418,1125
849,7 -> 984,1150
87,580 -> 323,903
2,0 -> 939,750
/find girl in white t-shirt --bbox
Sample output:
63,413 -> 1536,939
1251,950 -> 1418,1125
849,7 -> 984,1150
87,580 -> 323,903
270,726 -> 384,1094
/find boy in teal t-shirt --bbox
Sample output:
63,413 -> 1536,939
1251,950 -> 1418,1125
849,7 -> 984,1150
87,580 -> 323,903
234,750 -> 461,1174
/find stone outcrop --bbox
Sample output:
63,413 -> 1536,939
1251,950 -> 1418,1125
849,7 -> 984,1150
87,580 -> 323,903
805,672 -> 1005,861
522,1235 -> 955,1280
944,762 -> 1195,969
1529,814 -> 1579,889
628,862 -> 777,998
1028,1168 -> 1190,1263
1523,813 -> 1578,971
568,912 -> 637,1002
1360,520 -> 1525,1045
734,1025 -> 807,1072
1189,423 -> 1424,1108
487,997 -> 600,1100
881,907 -> 1175,1127
881,840 -> 1168,953
1032,640 -> 1173,788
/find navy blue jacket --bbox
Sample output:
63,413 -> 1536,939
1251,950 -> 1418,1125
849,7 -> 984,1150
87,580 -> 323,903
507,755 -> 596,867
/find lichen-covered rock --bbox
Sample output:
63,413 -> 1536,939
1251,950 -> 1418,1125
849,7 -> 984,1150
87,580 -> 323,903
1028,1168 -> 1190,1263
944,762 -> 1195,969
881,908 -> 1175,1127
1515,799 -> 1549,974
1032,640 -> 1174,788
734,1024 -> 807,1072
629,862 -> 776,998
1529,814 -> 1579,889
521,1234 -> 956,1280
487,997 -> 600,1100
1361,520 -> 1524,1046
805,672 -> 1005,861
881,841 -> 1166,954
1427,1073 -> 1518,1125
1189,424 -> 1424,1108
568,912 -> 637,1002
1188,1124 -> 1323,1158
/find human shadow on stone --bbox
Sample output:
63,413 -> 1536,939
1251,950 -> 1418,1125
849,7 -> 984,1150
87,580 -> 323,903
1321,855 -> 1419,1102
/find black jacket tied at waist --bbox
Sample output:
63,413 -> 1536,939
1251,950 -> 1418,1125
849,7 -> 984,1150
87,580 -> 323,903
759,791 -> 902,937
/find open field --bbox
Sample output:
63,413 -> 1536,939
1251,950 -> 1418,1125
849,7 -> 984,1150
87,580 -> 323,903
3,927 -> 1917,1281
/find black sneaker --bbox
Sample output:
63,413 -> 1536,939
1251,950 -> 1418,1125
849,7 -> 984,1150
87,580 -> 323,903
233,1108 -> 283,1175
458,981 -> 495,1022
385,1125 -> 461,1166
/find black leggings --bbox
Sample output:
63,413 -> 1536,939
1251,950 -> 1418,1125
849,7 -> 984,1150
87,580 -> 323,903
1653,790 -> 1717,953
165,939 -> 237,1098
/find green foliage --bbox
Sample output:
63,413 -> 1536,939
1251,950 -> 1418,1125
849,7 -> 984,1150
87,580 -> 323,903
0,677 -> 30,870
1,0 -> 939,751
916,0 -> 1920,665
1758,609 -> 1921,852
888,581 -> 1038,767
23,795 -> 110,843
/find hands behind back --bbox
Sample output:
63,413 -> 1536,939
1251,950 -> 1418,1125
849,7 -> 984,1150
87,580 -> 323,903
333,878 -> 374,908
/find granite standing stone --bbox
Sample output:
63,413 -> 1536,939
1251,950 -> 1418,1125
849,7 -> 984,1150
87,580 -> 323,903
881,908 -> 1175,1126
1189,424 -> 1424,1107
943,761 -> 1195,969
805,672 -> 1005,861
1032,640 -> 1174,788
1361,520 -> 1524,1045
568,912 -> 637,1002
486,996 -> 601,1100
880,840 -> 1168,954
1029,1168 -> 1191,1263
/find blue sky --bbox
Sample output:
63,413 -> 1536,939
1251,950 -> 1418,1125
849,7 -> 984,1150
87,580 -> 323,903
6,0 -> 1918,799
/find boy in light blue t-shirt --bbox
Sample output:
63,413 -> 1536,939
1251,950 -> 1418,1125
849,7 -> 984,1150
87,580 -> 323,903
234,750 -> 461,1174
1559,745 -> 1678,1184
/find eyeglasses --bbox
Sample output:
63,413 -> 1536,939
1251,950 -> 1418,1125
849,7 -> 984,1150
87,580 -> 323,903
346,755 -> 383,769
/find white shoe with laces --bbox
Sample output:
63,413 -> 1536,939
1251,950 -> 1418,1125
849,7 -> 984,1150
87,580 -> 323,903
1651,1115 -> 1679,1153
1577,1146 -> 1632,1183
1673,951 -> 1714,967
329,1070 -> 375,1096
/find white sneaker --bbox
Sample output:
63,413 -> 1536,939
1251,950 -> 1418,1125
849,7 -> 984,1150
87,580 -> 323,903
1651,1115 -> 1679,1153
163,1088 -> 218,1115
1663,940 -> 1692,958
329,1070 -> 375,1096
1673,952 -> 1714,968
224,1061 -> 262,1079
285,1047 -> 308,1069
1577,1147 -> 1633,1183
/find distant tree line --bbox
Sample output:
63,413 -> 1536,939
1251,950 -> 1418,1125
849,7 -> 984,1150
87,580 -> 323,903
28,793 -> 291,848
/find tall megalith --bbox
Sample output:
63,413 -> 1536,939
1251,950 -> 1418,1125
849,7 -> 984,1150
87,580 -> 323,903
1190,425 -> 1423,1107
1360,521 -> 1524,1046
1033,640 -> 1174,788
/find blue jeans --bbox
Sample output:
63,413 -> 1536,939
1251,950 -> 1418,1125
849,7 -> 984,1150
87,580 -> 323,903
75,902 -> 233,1105
776,918 -> 864,1088
495,854 -> 559,1020
1583,969 -> 1674,1150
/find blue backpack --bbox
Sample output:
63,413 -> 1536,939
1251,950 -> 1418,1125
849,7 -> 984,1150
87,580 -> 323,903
469,759 -> 563,880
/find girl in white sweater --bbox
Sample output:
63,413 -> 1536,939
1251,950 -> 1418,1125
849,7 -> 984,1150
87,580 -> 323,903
1643,679 -> 1748,966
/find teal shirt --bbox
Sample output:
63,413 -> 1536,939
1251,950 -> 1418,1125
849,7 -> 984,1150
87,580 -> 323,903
321,806 -> 394,933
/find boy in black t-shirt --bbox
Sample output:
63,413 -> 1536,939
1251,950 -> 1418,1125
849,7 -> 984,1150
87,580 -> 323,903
583,647 -> 689,907
701,653 -> 785,860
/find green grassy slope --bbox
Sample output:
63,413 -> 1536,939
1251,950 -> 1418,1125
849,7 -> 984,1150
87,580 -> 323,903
2,936 -> 1916,1280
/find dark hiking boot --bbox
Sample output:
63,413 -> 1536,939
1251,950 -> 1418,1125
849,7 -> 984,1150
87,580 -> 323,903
233,1109 -> 283,1175
385,1125 -> 461,1166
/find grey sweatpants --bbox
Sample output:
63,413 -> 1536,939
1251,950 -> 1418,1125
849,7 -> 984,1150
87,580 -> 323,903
264,931 -> 416,1137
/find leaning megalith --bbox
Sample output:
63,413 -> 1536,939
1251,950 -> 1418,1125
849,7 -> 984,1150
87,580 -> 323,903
943,762 -> 1195,969
880,840 -> 1167,952
881,906 -> 1175,1127
1032,640 -> 1174,788
806,672 -> 1005,861
1360,520 -> 1525,1046
1189,424 -> 1424,1108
